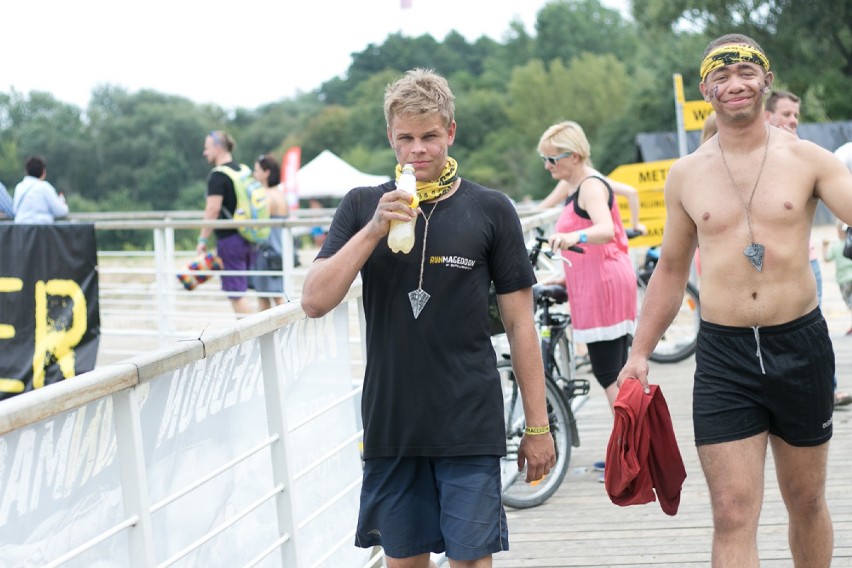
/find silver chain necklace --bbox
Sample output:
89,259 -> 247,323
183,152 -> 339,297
718,125 -> 771,272
408,201 -> 440,318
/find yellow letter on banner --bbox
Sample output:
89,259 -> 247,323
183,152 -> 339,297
0,277 -> 25,394
683,100 -> 714,131
32,279 -> 88,390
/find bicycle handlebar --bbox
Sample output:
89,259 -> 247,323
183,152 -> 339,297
534,236 -> 585,255
529,229 -> 584,267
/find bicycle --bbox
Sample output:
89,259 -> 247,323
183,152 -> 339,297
627,232 -> 701,364
495,236 -> 590,509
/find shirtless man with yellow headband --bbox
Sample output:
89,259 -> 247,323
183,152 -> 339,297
618,33 -> 852,566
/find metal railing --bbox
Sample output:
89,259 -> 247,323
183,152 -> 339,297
65,210 -> 336,363
0,287 -> 380,567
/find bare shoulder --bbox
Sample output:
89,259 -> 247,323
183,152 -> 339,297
666,149 -> 707,189
774,129 -> 833,161
773,133 -> 849,188
579,174 -> 611,197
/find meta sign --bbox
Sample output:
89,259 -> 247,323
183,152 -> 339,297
609,159 -> 677,248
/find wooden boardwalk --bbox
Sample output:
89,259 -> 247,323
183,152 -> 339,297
494,338 -> 852,567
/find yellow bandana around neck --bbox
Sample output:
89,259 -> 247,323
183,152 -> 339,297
699,44 -> 770,81
395,157 -> 458,202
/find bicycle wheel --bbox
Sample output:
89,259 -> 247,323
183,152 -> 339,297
638,272 -> 701,363
499,361 -> 572,509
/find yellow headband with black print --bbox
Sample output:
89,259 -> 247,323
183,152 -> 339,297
699,44 -> 770,81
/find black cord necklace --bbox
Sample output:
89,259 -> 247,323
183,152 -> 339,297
718,125 -> 771,272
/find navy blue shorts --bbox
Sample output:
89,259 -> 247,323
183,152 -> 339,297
693,308 -> 834,447
355,455 -> 508,561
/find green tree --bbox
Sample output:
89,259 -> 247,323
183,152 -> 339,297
0,90 -> 93,196
87,87 -> 215,210
504,53 -> 629,185
235,93 -> 325,161
535,0 -> 639,69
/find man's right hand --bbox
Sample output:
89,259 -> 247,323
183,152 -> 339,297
617,356 -> 650,393
370,189 -> 419,236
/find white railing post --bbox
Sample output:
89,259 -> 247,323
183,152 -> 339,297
152,227 -> 173,346
113,387 -> 157,566
282,226 -> 296,301
163,224 -> 177,338
259,331 -> 301,566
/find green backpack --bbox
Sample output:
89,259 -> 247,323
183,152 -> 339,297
213,164 -> 270,243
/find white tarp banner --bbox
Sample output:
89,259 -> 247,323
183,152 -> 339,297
297,150 -> 390,199
0,306 -> 369,568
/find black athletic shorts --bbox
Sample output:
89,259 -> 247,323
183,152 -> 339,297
693,308 -> 834,447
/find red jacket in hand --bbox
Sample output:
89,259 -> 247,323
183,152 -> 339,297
605,379 -> 687,515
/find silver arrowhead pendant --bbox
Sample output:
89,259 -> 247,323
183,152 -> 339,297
744,242 -> 765,272
408,288 -> 431,319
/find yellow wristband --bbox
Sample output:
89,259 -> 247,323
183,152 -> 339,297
524,425 -> 550,436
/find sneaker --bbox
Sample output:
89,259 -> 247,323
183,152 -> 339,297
593,460 -> 606,472
598,472 -> 605,483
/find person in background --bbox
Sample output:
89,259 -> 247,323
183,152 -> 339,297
536,149 -> 646,396
0,181 -> 13,218
12,156 -> 69,224
833,143 -> 852,408
308,198 -> 327,246
700,111 -> 718,145
539,121 -> 638,483
823,222 -> 852,345
538,174 -> 646,236
301,68 -> 555,568
196,130 -> 255,315
764,90 -> 800,135
822,222 -> 852,406
250,154 -> 288,309
618,33 -> 852,565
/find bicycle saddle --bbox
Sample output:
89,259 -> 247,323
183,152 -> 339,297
532,284 -> 568,304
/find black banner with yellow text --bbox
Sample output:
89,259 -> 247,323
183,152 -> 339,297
0,223 -> 99,400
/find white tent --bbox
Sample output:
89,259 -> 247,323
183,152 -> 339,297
296,150 -> 390,199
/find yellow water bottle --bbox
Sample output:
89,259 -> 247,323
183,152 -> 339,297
387,164 -> 419,254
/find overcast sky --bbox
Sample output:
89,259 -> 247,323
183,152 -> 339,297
4,0 -> 627,110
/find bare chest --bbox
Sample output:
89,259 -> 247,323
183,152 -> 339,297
683,156 -> 816,242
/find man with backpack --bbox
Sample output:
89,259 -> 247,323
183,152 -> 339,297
197,130 -> 268,315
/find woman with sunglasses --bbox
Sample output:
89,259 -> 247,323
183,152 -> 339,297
537,166 -> 646,237
538,121 -> 638,481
